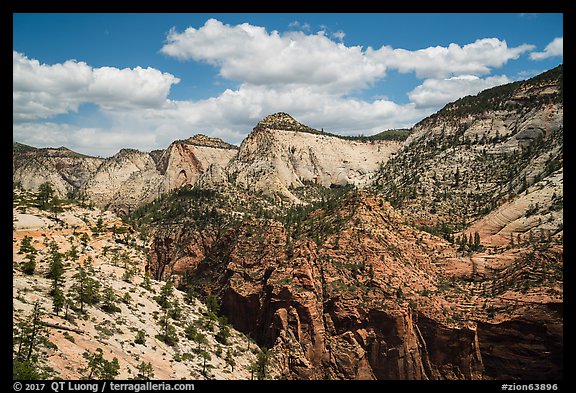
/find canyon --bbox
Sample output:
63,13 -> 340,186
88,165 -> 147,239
13,65 -> 563,380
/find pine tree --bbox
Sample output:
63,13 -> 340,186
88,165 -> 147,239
19,235 -> 36,254
156,307 -> 179,346
141,271 -> 152,291
134,362 -> 154,380
206,294 -> 220,315
52,284 -> 66,316
83,348 -> 120,380
13,303 -> 49,379
14,302 -> 48,363
155,280 -> 174,309
474,232 -> 481,249
22,254 -> 36,275
225,348 -> 236,372
36,182 -> 54,209
69,266 -> 101,313
101,286 -> 120,313
46,242 -> 64,282
67,245 -> 79,262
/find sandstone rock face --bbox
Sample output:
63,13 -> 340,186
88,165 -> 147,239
477,303 -> 562,380
210,113 -> 402,203
13,136 -> 238,212
374,65 -> 563,240
158,138 -> 238,194
80,149 -> 162,211
13,146 -> 103,198
149,195 -> 493,380
147,190 -> 561,380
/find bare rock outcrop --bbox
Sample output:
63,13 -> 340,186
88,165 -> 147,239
214,113 -> 402,203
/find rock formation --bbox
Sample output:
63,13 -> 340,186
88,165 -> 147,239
13,135 -> 238,213
206,112 -> 402,203
13,65 -> 563,380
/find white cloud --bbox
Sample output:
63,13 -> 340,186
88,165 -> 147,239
408,75 -> 512,108
368,38 -> 534,78
332,31 -> 345,42
288,21 -> 311,32
13,121 -> 160,158
160,18 -> 385,94
13,51 -> 180,121
529,37 -> 563,60
15,19 -> 537,157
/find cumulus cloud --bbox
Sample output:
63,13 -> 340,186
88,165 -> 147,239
368,38 -> 534,78
13,121 -> 160,158
160,18 -> 385,93
13,51 -> 180,121
332,31 -> 345,42
288,21 -> 311,32
408,75 -> 512,108
529,37 -> 563,60
15,19 -> 536,157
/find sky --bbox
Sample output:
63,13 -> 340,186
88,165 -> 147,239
13,13 -> 563,157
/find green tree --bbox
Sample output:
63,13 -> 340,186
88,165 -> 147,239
169,299 -> 182,321
19,235 -> 36,254
69,266 -> 101,313
215,323 -> 231,345
122,268 -> 135,283
141,271 -> 152,291
251,348 -> 269,380
206,294 -> 220,314
36,182 -> 54,209
155,280 -> 174,309
83,348 -> 120,380
46,242 -> 65,282
134,361 -> 154,380
67,245 -> 79,262
156,308 -> 179,346
185,286 -> 197,303
13,360 -> 45,379
101,286 -> 120,313
473,232 -> 481,249
52,284 -> 66,316
225,348 -> 236,372
22,253 -> 36,275
13,302 -> 51,379
95,216 -> 104,234
134,330 -> 146,345
199,350 -> 211,378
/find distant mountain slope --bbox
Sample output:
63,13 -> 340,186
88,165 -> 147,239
12,188 -> 261,380
373,65 -> 563,243
13,142 -> 104,198
13,136 -> 238,213
201,112 -> 402,203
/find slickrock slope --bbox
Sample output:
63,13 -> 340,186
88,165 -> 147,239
14,65 -> 563,381
79,148 -> 162,211
465,167 -> 562,246
374,65 -> 563,241
207,113 -> 401,203
12,189 -> 260,380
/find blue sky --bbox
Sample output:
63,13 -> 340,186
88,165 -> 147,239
13,13 -> 563,157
